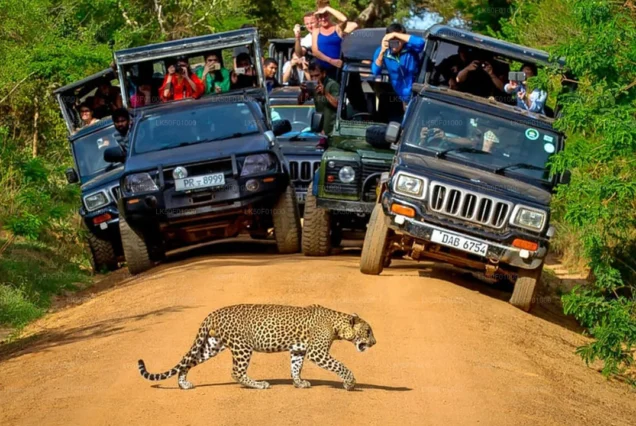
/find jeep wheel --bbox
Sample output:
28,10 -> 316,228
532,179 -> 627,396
302,182 -> 331,256
509,263 -> 544,312
360,203 -> 390,275
86,232 -> 119,273
272,185 -> 301,254
119,216 -> 155,275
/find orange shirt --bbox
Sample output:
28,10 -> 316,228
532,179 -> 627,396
159,72 -> 205,101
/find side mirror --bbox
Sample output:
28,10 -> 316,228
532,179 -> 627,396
65,167 -> 79,184
365,124 -> 391,149
559,170 -> 571,185
310,112 -> 323,133
272,119 -> 292,136
104,146 -> 126,163
386,121 -> 402,145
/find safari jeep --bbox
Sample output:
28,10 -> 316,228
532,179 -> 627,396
104,28 -> 301,275
301,28 -> 426,255
360,84 -> 571,312
54,68 -> 126,273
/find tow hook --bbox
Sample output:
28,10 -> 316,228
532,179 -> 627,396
485,263 -> 498,278
411,242 -> 426,260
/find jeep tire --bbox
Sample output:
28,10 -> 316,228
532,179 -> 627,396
119,216 -> 154,275
302,182 -> 331,256
272,185 -> 301,254
509,263 -> 544,312
86,231 -> 119,273
360,203 -> 390,275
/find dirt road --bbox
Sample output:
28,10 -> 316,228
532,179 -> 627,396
1,239 -> 634,426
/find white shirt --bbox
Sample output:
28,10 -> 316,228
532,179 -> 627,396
283,61 -> 305,84
301,33 -> 312,50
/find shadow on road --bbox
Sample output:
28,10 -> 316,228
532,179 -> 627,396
151,378 -> 411,392
0,306 -> 192,363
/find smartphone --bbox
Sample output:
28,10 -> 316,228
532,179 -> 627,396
508,71 -> 526,82
235,67 -> 247,75
211,63 -> 221,71
389,40 -> 400,50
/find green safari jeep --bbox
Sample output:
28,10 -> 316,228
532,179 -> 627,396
302,28 -> 426,255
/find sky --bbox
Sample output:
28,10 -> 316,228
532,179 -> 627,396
405,11 -> 466,30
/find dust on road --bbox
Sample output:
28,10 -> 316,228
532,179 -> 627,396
1,239 -> 634,426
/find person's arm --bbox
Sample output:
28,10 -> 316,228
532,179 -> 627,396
218,69 -> 231,92
344,21 -> 358,34
483,62 -> 505,91
282,62 -> 293,84
294,25 -> 306,58
188,74 -> 205,99
317,6 -> 348,34
402,34 -> 425,52
456,60 -> 480,84
159,73 -> 172,101
371,47 -> 385,76
196,68 -> 211,94
324,81 -> 339,109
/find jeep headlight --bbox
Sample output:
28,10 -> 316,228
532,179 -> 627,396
124,172 -> 158,194
338,166 -> 356,183
394,172 -> 426,199
241,154 -> 276,177
512,206 -> 546,231
84,190 -> 109,212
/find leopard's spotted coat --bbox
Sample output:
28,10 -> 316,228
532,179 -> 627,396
138,304 -> 376,390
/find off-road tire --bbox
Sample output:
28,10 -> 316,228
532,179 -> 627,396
360,203 -> 390,275
272,185 -> 301,254
509,263 -> 544,312
119,216 -> 155,275
86,232 -> 119,273
302,182 -> 331,256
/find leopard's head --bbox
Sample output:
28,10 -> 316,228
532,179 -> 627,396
341,313 -> 376,352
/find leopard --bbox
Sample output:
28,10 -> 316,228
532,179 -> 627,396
137,303 -> 377,391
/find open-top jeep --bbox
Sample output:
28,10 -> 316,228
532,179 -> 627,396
301,28 -> 426,256
361,26 -> 573,312
54,68 -> 126,273
104,28 -> 301,274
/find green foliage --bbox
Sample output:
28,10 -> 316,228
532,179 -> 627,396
501,0 -> 636,382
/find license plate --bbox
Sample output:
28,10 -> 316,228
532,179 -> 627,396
296,192 -> 306,204
175,173 -> 225,191
431,229 -> 488,256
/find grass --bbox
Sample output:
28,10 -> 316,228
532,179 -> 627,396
0,239 -> 91,329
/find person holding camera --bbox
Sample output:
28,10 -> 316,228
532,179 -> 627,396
283,52 -> 310,86
504,63 -> 547,114
298,61 -> 339,136
159,56 -> 205,102
230,53 -> 257,90
372,23 -> 425,108
294,12 -> 317,59
196,53 -> 231,94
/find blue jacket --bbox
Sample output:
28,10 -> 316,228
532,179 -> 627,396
371,35 -> 425,103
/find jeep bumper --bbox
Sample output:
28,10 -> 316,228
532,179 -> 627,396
382,195 -> 547,270
316,198 -> 375,214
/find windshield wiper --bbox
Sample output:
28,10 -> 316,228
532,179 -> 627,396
435,146 -> 491,159
494,163 -> 545,175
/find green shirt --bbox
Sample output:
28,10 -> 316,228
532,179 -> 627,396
195,67 -> 231,94
314,77 -> 340,135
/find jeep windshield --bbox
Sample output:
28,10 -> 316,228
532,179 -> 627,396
132,102 -> 260,155
403,97 -> 560,183
73,126 -> 123,180
271,105 -> 315,133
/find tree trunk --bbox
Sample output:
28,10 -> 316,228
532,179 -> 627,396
32,96 -> 39,158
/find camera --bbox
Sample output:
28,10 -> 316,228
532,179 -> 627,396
508,71 -> 526,82
299,25 -> 307,31
389,40 -> 400,50
305,81 -> 317,95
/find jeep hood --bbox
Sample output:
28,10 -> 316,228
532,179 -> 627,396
397,153 -> 552,206
278,132 -> 325,156
80,165 -> 125,192
332,137 -> 394,161
125,134 -> 271,173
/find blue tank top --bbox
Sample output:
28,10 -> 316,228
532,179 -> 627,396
316,30 -> 342,70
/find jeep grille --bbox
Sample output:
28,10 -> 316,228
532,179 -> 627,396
289,160 -> 320,182
429,181 -> 512,229
361,161 -> 389,202
111,186 -> 121,201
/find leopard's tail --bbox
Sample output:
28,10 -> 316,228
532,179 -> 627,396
138,312 -> 215,382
